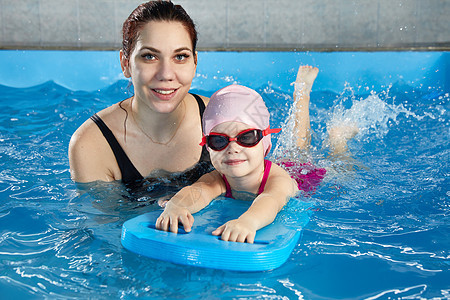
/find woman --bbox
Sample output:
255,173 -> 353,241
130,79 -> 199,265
69,1 -> 213,189
69,1 -> 325,204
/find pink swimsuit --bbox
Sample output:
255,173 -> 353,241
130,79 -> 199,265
280,161 -> 327,193
222,160 -> 326,198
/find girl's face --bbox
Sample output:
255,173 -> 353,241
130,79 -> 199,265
121,21 -> 197,114
208,122 -> 265,180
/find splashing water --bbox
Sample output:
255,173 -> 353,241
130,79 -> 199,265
325,85 -> 402,142
324,84 -> 446,146
271,82 -> 313,163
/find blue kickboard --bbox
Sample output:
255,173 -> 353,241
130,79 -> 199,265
121,197 -> 311,271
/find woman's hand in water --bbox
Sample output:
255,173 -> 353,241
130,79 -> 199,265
155,201 -> 194,234
212,217 -> 257,244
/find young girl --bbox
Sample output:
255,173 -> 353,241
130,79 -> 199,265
155,66 -> 344,243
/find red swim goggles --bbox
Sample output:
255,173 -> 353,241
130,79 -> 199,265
200,127 -> 281,151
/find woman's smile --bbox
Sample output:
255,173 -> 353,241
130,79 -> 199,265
153,89 -> 176,95
151,88 -> 179,100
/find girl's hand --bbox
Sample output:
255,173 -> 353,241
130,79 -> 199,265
155,201 -> 194,234
212,218 -> 257,244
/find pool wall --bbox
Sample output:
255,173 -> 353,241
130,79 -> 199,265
0,0 -> 449,51
0,51 -> 448,93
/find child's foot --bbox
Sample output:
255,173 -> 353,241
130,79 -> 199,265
295,65 -> 319,93
328,123 -> 359,154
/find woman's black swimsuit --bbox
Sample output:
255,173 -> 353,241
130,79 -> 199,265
90,94 -> 213,193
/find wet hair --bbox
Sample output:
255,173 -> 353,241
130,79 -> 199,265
122,1 -> 198,59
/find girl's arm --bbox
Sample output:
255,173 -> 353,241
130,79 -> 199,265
156,170 -> 224,233
212,164 -> 298,243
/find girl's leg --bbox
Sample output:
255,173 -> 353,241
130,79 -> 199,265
294,66 -> 318,149
328,125 -> 359,155
294,65 -> 358,155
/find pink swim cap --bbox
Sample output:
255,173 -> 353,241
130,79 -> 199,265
203,84 -> 278,156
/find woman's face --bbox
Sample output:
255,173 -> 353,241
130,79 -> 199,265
121,21 -> 197,114
208,122 -> 265,180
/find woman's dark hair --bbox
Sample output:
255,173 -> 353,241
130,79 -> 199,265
122,1 -> 197,59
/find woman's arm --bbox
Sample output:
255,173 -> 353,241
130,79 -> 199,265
156,170 -> 225,233
212,164 -> 298,243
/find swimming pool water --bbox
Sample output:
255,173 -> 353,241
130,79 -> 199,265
0,51 -> 449,299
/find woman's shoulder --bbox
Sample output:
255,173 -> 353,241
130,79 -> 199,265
183,93 -> 210,126
68,101 -> 127,182
190,93 -> 209,106
72,99 -> 129,140
198,94 -> 210,105
70,104 -> 117,142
